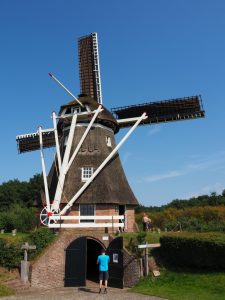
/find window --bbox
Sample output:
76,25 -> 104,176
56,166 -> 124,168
81,167 -> 93,182
80,204 -> 95,223
71,106 -> 81,114
106,136 -> 112,147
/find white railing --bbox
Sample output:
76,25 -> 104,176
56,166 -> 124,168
48,215 -> 125,229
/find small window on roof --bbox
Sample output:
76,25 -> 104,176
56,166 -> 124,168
71,107 -> 81,114
106,136 -> 112,147
81,167 -> 93,182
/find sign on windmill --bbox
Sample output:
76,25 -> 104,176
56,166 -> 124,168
16,32 -> 205,231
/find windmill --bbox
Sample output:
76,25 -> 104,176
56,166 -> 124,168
16,32 -> 205,232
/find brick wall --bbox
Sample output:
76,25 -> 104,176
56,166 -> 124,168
31,230 -> 141,289
31,230 -> 109,289
123,248 -> 140,287
125,206 -> 136,232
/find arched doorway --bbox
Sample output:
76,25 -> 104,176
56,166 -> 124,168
64,236 -> 104,287
86,238 -> 103,282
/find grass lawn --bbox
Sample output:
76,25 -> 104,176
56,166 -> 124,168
0,232 -> 29,244
122,231 -> 163,245
0,268 -> 15,297
130,269 -> 225,300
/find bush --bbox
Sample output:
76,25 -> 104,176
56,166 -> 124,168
28,227 -> 56,257
0,227 -> 56,269
0,205 -> 37,232
136,206 -> 225,232
158,232 -> 225,270
0,239 -> 23,269
127,232 -> 147,257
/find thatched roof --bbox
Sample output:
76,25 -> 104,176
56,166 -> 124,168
48,125 -> 138,206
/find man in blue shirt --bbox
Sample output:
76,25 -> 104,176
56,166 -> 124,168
97,249 -> 110,294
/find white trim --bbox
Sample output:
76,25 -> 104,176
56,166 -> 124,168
38,127 -> 51,212
62,123 -> 114,134
52,112 -> 62,170
50,215 -> 124,220
51,113 -> 77,212
124,204 -> 127,230
48,223 -> 124,228
48,214 -> 125,228
16,128 -> 54,140
117,116 -> 146,124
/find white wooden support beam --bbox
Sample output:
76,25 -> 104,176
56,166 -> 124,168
49,215 -> 124,221
64,105 -> 103,175
56,109 -> 99,120
52,112 -> 62,170
51,113 -> 78,212
138,243 -> 161,249
38,127 -> 51,212
117,116 -> 147,124
48,223 -> 124,229
60,112 -> 147,216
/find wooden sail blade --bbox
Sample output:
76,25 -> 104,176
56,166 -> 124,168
111,95 -> 205,128
16,129 -> 55,153
78,32 -> 103,104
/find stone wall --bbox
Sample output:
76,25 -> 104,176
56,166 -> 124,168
123,248 -> 140,287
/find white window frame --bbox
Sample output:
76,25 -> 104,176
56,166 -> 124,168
81,167 -> 93,182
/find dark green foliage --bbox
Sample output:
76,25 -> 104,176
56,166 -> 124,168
0,227 -> 56,269
158,233 -> 225,270
28,227 -> 55,256
0,174 -> 43,212
127,232 -> 147,257
0,174 -> 43,233
136,190 -> 225,214
0,239 -> 23,270
0,205 -> 37,232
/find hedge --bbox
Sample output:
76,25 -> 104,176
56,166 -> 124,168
0,227 -> 56,269
158,232 -> 225,270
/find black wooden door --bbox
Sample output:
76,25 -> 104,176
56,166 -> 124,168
106,236 -> 124,288
64,236 -> 86,287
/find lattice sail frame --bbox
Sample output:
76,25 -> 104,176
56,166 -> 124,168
78,32 -> 103,104
112,95 -> 205,128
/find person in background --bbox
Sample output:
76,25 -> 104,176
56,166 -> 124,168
97,248 -> 110,294
142,213 -> 150,231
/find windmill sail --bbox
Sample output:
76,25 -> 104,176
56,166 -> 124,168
111,95 -> 205,128
78,32 -> 102,104
16,130 -> 55,153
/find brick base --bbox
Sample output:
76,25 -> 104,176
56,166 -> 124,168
31,230 -> 140,289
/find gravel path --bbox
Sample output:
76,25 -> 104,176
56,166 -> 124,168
1,287 -> 167,300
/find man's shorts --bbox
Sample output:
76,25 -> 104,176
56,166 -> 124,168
99,271 -> 109,281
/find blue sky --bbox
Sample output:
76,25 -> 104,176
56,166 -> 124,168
0,0 -> 225,206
